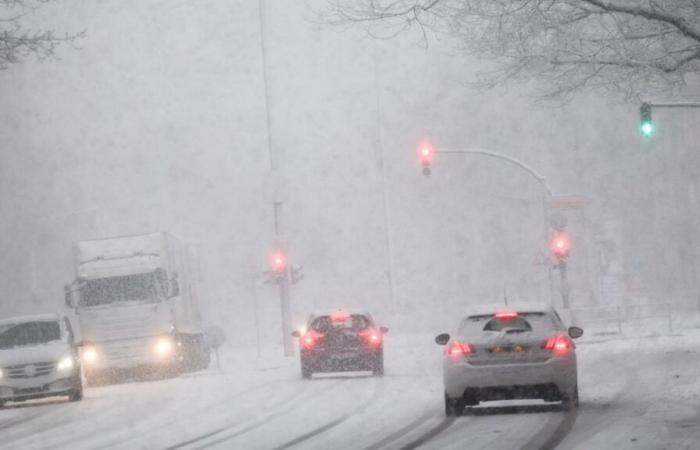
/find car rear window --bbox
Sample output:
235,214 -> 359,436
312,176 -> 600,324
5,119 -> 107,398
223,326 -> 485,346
310,315 -> 370,332
458,312 -> 557,336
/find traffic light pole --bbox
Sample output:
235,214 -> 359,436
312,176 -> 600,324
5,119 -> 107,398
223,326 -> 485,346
272,202 -> 295,357
436,148 -> 556,305
279,267 -> 294,357
557,259 -> 569,309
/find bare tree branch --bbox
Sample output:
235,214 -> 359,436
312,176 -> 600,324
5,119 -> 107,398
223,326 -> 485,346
0,0 -> 83,70
323,0 -> 700,99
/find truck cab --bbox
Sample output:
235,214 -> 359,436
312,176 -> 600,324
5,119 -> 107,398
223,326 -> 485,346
65,232 -> 210,383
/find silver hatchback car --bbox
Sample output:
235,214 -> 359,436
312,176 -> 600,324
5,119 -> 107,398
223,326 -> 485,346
436,303 -> 583,416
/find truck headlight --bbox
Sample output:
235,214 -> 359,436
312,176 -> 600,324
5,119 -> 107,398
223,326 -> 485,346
81,346 -> 98,364
57,355 -> 74,372
155,337 -> 174,357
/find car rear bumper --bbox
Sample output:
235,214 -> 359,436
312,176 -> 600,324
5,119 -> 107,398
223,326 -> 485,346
301,347 -> 381,372
443,354 -> 577,400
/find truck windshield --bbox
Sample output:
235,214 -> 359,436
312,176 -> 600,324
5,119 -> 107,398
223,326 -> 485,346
0,321 -> 61,349
80,273 -> 160,307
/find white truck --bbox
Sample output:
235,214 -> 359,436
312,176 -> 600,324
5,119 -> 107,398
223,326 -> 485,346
64,232 -> 210,382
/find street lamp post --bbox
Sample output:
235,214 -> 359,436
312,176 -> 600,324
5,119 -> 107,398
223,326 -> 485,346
430,147 -> 557,306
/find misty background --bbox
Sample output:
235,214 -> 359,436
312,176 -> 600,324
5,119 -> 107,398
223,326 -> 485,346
1,0 -> 698,347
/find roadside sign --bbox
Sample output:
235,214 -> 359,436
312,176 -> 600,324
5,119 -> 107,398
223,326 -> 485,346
549,195 -> 590,210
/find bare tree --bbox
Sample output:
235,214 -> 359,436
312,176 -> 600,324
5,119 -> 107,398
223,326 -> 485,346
1,0 -> 82,70
324,0 -> 700,99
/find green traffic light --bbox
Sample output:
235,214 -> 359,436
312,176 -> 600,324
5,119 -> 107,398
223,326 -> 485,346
639,102 -> 654,137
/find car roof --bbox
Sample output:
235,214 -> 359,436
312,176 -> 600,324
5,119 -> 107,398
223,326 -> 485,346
463,302 -> 555,318
0,313 -> 62,327
307,311 -> 374,321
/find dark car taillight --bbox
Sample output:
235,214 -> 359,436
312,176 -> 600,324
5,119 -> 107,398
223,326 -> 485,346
358,329 -> 383,347
301,331 -> 324,349
543,334 -> 574,355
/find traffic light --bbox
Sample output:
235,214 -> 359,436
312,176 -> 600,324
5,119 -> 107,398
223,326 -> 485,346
640,102 -> 655,137
550,232 -> 570,259
417,140 -> 434,176
269,250 -> 287,274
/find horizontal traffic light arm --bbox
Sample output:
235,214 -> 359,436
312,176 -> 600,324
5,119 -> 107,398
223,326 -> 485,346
435,148 -> 553,196
643,102 -> 700,108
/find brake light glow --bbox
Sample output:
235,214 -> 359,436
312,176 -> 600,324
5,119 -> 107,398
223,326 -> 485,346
494,309 -> 519,320
544,335 -> 574,354
447,341 -> 473,358
301,331 -> 324,349
359,329 -> 382,347
330,310 -> 350,321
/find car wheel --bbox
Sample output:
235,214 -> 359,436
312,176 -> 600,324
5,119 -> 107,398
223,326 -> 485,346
444,393 -> 465,417
372,355 -> 384,376
561,384 -> 579,411
301,360 -> 313,379
69,386 -> 83,402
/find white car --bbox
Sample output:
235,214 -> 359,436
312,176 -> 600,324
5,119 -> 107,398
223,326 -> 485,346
0,314 -> 84,408
436,303 -> 583,416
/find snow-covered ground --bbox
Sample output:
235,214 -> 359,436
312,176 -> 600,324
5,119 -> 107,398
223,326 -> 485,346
1,318 -> 699,449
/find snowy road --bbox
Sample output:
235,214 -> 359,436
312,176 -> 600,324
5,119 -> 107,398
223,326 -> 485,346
1,331 -> 699,449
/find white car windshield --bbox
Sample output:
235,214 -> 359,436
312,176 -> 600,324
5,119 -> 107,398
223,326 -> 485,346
0,321 -> 62,349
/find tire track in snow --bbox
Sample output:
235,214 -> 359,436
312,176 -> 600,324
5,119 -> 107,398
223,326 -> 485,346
396,416 -> 456,450
361,412 -> 435,450
553,353 -> 641,449
0,396 -> 126,449
267,376 -> 385,450
97,375 -> 298,449
520,408 -> 576,450
164,377 -> 340,450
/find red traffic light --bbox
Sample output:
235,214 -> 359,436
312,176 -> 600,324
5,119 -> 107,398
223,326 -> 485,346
417,140 -> 434,175
550,233 -> 570,258
270,251 -> 287,273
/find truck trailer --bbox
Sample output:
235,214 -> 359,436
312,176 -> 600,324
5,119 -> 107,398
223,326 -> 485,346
64,232 -> 210,383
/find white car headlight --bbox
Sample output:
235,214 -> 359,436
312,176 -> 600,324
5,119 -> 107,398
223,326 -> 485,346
57,355 -> 74,372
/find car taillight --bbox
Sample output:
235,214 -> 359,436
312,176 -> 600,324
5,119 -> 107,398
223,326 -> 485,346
494,309 -> 518,320
447,341 -> 473,359
359,329 -> 383,347
301,331 -> 324,349
543,335 -> 574,354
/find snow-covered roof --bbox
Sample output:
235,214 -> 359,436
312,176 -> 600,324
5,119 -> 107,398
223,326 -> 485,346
0,313 -> 62,326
